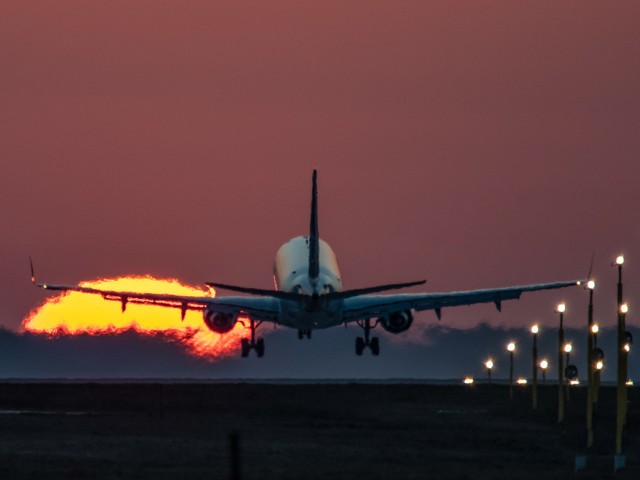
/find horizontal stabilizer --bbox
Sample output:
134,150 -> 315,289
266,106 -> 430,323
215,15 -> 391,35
207,280 -> 426,302
205,282 -> 303,301
325,280 -> 426,301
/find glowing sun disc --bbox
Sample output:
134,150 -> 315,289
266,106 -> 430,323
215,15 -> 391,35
23,276 -> 249,360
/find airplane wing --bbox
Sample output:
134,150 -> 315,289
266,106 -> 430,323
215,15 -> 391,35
342,280 -> 582,321
31,280 -> 279,322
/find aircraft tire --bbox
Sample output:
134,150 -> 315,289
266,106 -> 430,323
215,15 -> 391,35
256,338 -> 265,357
240,339 -> 250,358
371,337 -> 380,356
355,337 -> 365,356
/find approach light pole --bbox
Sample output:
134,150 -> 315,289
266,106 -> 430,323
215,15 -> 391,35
564,342 -> 573,362
531,324 -> 539,409
595,359 -> 604,411
592,324 -> 602,407
564,343 -> 573,401
507,342 -> 516,399
621,304 -> 631,422
540,359 -> 549,385
613,255 -> 625,455
557,303 -> 566,423
586,280 -> 596,448
485,359 -> 494,386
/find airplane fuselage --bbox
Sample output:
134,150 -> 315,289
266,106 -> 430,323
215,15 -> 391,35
273,236 -> 344,329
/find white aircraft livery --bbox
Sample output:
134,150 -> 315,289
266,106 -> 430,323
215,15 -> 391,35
31,170 -> 583,357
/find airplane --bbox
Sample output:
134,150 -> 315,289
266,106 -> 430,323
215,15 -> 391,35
31,170 -> 583,357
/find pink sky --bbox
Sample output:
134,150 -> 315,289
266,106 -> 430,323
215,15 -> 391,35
1,1 -> 639,334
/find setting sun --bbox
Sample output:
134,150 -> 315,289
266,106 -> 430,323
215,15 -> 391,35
23,276 -> 249,360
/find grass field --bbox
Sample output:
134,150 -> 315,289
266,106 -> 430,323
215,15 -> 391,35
0,382 -> 637,479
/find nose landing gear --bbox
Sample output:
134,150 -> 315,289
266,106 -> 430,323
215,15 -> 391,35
240,319 -> 265,358
355,319 -> 380,356
297,329 -> 312,339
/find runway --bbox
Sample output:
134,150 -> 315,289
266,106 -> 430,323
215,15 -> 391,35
0,382 -> 636,479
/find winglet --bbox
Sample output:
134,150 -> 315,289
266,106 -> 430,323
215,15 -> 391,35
29,256 -> 35,284
308,169 -> 320,279
29,257 -> 49,289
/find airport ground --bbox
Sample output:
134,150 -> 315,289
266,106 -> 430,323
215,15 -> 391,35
0,382 -> 637,479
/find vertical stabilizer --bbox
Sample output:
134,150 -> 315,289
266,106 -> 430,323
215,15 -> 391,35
309,169 -> 320,279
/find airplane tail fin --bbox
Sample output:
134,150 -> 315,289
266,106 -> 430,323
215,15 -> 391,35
309,169 -> 320,279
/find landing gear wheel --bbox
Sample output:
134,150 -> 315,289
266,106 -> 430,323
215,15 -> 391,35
240,338 -> 250,358
355,318 -> 380,356
240,320 -> 265,357
370,337 -> 380,356
298,329 -> 312,339
256,338 -> 265,358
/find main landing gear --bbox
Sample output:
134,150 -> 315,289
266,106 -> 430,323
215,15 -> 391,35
240,319 -> 264,358
297,329 -> 312,339
355,319 -> 380,356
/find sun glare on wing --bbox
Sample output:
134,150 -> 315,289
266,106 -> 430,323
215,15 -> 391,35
22,276 -> 248,359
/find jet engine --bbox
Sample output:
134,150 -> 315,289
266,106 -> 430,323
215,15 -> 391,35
203,310 -> 238,333
379,310 -> 413,334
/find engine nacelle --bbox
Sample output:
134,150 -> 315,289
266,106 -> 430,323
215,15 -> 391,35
379,310 -> 413,334
203,310 -> 238,333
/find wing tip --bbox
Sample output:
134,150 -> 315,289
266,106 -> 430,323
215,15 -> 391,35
29,256 -> 35,284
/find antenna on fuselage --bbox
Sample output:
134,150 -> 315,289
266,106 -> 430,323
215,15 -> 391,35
309,169 -> 320,279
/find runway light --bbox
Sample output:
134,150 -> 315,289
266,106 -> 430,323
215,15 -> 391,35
463,377 -> 474,385
570,379 -> 580,385
485,359 -> 494,369
564,343 -> 573,353
620,303 -> 629,314
531,324 -> 539,334
626,379 -> 634,386
507,342 -> 516,352
540,359 -> 549,369
591,324 -> 599,334
596,360 -> 604,370
516,378 -> 528,385
587,280 -> 596,290
557,303 -> 566,313
624,344 -> 631,352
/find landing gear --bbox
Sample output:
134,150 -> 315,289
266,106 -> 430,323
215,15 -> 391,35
255,338 -> 265,357
240,319 -> 265,358
355,319 -> 380,356
241,338 -> 251,358
297,329 -> 312,340
370,337 -> 380,356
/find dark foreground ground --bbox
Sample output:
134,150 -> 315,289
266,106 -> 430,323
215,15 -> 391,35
0,382 -> 637,479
